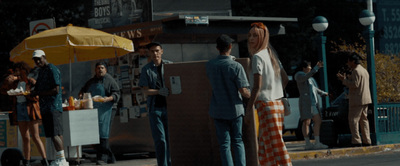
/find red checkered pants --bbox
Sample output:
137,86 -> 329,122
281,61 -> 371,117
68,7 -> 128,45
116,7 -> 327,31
256,100 -> 292,166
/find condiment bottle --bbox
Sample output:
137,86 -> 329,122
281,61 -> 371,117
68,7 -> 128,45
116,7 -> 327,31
69,96 -> 75,108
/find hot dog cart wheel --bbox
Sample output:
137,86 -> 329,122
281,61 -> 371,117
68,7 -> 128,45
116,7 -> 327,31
1,148 -> 23,166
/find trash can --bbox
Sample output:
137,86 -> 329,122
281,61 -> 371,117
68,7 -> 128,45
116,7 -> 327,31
320,119 -> 337,147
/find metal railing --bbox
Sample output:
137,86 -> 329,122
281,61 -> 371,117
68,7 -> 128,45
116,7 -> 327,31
375,103 -> 400,144
376,104 -> 400,132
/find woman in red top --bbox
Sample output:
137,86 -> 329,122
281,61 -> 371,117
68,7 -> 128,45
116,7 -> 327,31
12,62 -> 48,166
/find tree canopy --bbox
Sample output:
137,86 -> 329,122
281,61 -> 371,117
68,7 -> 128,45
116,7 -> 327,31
3,0 -> 395,101
0,0 -> 90,78
233,0 -> 366,75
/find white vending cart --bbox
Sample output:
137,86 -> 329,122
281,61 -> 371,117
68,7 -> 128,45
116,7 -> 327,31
0,109 -> 99,165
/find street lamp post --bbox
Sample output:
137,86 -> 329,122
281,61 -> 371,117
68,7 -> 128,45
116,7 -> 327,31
312,16 -> 330,109
359,10 -> 377,107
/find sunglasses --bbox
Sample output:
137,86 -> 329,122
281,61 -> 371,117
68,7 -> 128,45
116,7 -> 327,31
251,22 -> 266,30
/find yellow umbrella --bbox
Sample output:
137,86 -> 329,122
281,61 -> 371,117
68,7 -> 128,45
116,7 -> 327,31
10,24 -> 134,67
10,24 -> 134,95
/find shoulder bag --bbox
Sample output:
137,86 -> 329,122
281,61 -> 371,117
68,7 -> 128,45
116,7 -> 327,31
282,90 -> 291,116
280,67 -> 291,116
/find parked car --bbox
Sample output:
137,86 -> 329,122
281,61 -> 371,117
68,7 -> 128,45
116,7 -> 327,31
283,76 -> 348,141
283,76 -> 304,140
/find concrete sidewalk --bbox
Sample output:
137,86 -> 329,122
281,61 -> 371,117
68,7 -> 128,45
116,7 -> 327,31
286,140 -> 400,160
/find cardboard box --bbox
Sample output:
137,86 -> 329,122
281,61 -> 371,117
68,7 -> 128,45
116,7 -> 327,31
164,58 -> 258,166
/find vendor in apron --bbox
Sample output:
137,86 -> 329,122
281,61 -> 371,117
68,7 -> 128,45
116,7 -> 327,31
79,61 -> 120,165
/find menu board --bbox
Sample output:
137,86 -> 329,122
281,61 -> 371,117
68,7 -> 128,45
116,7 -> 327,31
0,119 -> 18,148
376,0 -> 400,55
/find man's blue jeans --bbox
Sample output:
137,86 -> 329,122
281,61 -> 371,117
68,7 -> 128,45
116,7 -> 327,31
149,107 -> 171,166
214,116 -> 246,166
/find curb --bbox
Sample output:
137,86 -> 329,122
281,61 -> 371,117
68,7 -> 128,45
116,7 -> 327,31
288,143 -> 400,160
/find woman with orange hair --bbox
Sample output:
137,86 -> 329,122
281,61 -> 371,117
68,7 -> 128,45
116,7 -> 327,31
12,62 -> 48,166
246,22 -> 292,166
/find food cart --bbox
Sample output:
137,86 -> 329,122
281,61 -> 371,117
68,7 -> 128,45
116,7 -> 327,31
0,112 -> 23,166
0,109 -> 99,166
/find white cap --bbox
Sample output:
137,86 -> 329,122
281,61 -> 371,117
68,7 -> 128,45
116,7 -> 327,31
32,50 -> 45,58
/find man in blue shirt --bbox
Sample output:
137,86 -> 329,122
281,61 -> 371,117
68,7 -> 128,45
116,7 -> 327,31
206,35 -> 250,166
139,42 -> 172,166
31,49 -> 68,166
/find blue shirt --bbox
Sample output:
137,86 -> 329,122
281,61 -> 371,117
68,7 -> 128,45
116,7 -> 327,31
139,59 -> 172,111
35,63 -> 63,113
206,55 -> 249,119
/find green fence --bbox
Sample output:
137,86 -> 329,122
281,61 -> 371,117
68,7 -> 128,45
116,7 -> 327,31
375,103 -> 400,144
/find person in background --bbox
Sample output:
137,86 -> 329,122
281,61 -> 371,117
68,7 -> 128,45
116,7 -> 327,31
139,42 -> 172,166
337,51 -> 372,147
295,60 -> 329,150
245,22 -> 292,166
79,61 -> 120,165
30,49 -> 68,166
0,69 -> 18,112
206,34 -> 250,166
136,45 -> 151,71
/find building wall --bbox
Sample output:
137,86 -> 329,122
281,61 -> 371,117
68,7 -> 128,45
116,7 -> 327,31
152,0 -> 232,20
162,43 -> 240,62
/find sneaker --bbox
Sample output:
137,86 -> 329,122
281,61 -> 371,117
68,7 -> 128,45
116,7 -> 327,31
314,142 -> 329,149
22,159 -> 31,166
50,159 -> 69,166
96,160 -> 107,165
49,159 -> 60,166
305,143 -> 314,150
59,159 -> 69,166
41,159 -> 50,166
107,153 -> 116,164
